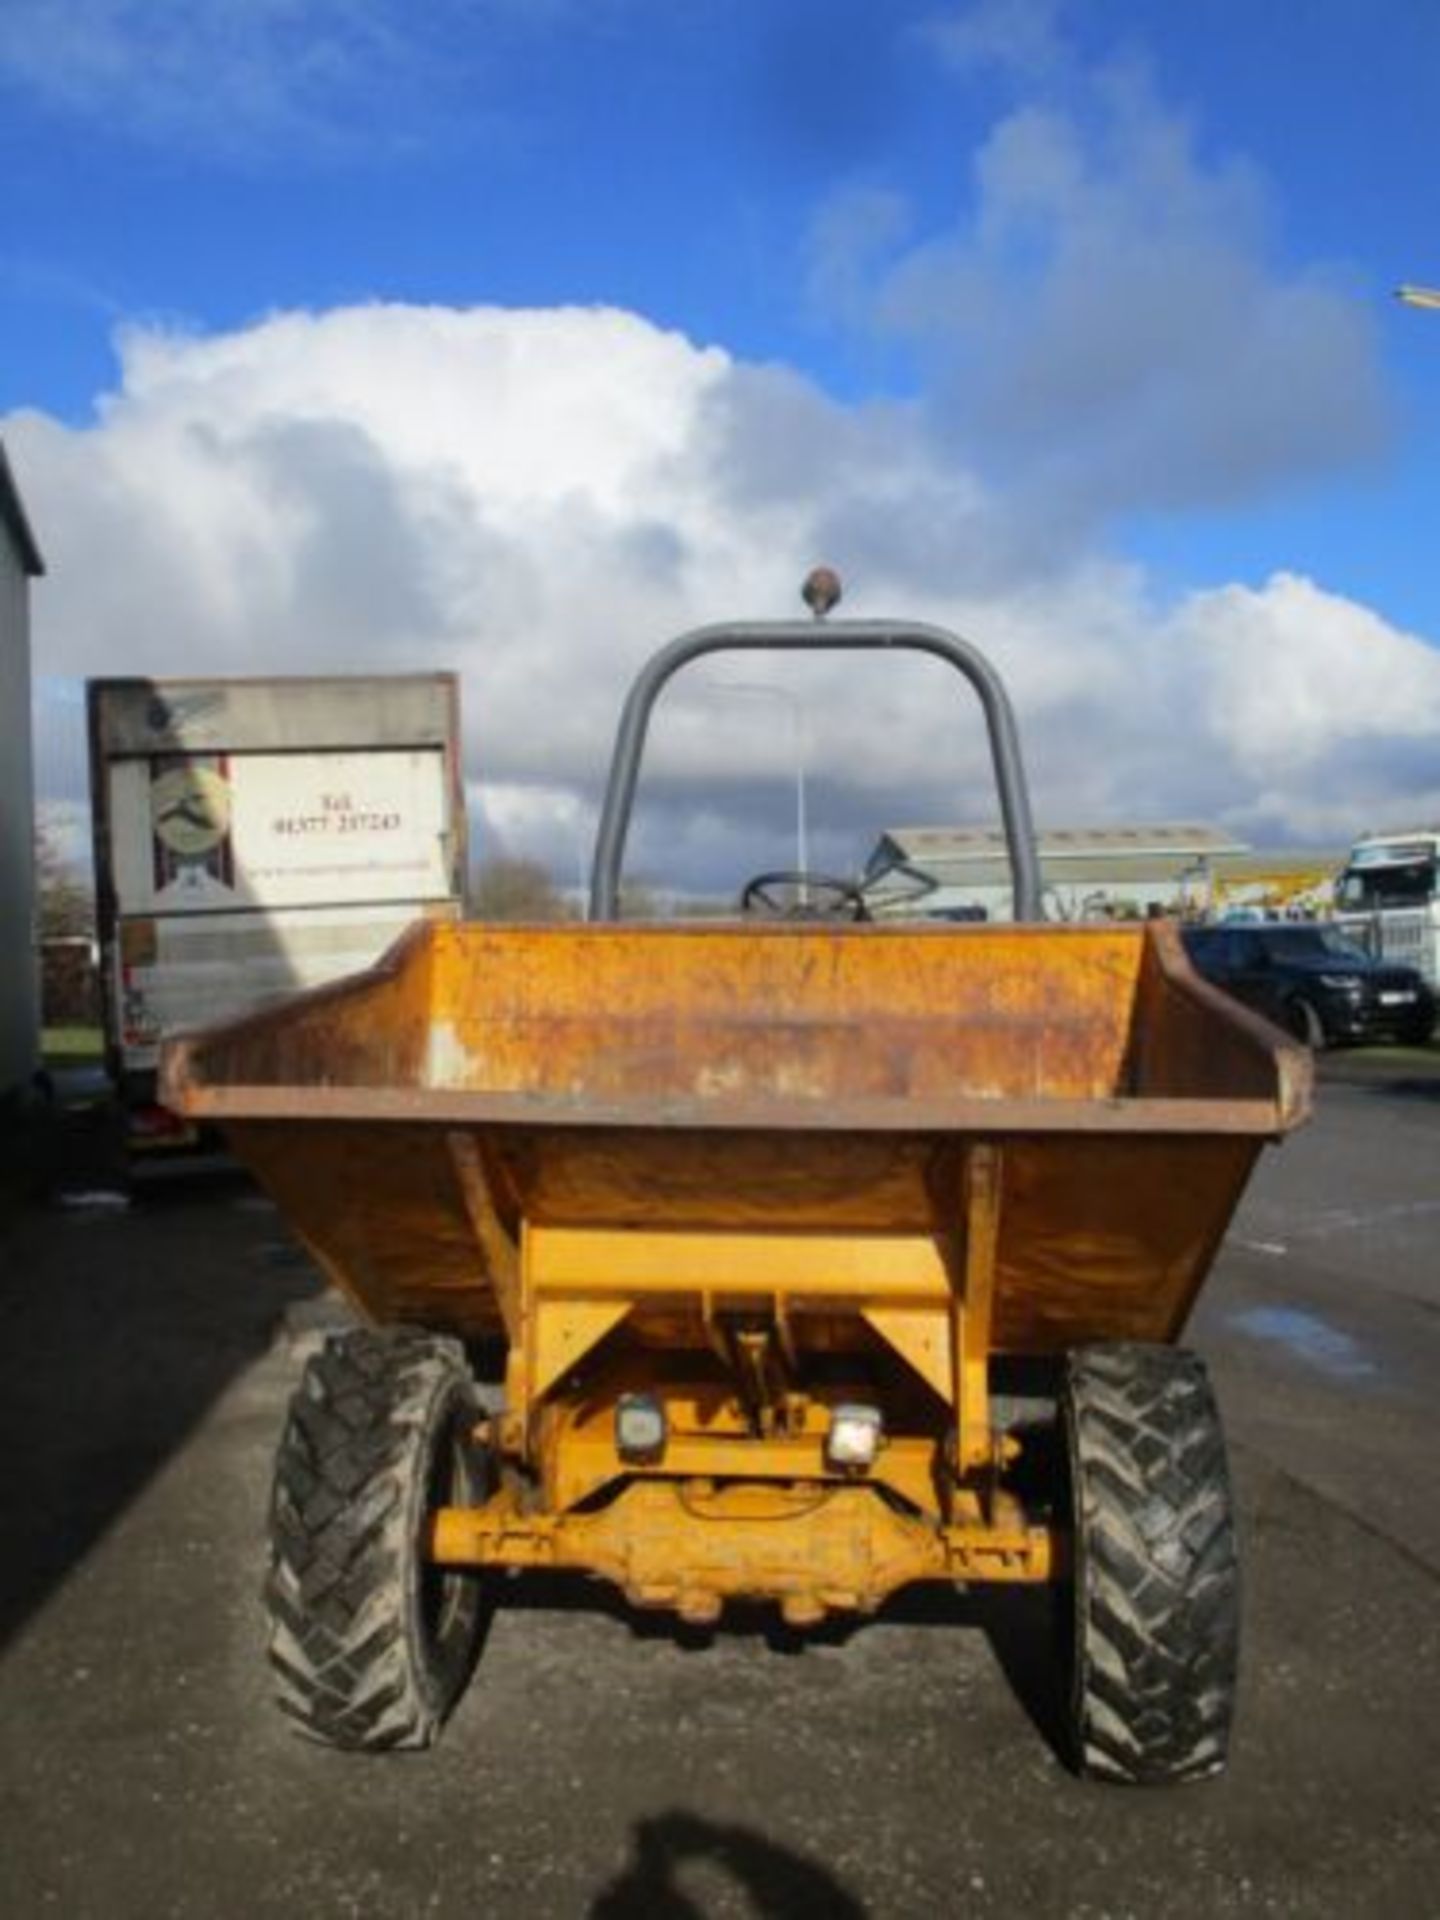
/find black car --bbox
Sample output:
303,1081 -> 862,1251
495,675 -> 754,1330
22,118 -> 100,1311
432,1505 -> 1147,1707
1181,922 -> 1436,1048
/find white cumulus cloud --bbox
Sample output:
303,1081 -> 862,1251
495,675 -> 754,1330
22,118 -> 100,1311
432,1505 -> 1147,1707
8,299 -> 1439,898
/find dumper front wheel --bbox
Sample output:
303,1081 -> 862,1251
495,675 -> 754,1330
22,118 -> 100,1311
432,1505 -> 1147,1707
266,1329 -> 488,1751
1063,1343 -> 1239,1785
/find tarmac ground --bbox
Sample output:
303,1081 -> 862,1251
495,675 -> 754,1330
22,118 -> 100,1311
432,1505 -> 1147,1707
1,1053 -> 1438,1918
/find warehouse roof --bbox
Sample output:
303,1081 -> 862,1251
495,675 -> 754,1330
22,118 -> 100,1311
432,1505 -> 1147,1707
0,439 -> 44,577
868,823 -> 1247,876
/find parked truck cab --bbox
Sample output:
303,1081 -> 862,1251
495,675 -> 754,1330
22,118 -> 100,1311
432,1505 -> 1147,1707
1334,830 -> 1440,986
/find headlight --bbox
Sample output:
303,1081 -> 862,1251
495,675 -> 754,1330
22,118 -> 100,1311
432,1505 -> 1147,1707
826,1403 -> 883,1470
615,1393 -> 666,1465
1318,973 -> 1362,990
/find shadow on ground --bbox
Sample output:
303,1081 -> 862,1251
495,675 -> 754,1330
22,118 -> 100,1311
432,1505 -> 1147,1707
1352,1076 -> 1440,1104
486,1568 -> 1072,1772
592,1809 -> 869,1918
0,1160 -> 318,1653
1317,1046 -> 1440,1101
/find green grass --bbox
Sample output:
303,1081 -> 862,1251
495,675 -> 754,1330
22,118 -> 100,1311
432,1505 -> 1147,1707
41,1026 -> 104,1067
1322,1040 -> 1440,1079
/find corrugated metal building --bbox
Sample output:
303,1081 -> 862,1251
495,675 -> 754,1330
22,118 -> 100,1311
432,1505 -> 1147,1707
864,823 -> 1252,921
1,441 -> 45,1099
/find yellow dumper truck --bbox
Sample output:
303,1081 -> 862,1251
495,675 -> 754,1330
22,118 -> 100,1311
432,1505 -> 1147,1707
162,585 -> 1310,1783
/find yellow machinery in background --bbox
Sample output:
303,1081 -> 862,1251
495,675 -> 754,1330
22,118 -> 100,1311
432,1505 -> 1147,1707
164,582 -> 1309,1784
1211,862 -> 1336,920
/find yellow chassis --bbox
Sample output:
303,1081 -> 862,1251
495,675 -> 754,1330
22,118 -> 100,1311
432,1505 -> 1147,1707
430,1480 -> 1054,1627
430,1142 -> 1055,1620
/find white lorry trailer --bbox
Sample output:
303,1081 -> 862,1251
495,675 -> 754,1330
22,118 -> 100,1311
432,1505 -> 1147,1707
87,673 -> 466,1147
1334,828 -> 1440,988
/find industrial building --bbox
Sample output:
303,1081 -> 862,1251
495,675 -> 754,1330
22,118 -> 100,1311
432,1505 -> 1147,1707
0,441 -> 45,1101
864,823 -> 1341,922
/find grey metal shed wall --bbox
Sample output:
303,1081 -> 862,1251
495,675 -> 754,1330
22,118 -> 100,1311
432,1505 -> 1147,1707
0,535 -> 38,1095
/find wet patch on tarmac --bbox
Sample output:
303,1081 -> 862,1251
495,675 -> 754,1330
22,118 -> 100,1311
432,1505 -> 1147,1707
1228,1305 -> 1378,1380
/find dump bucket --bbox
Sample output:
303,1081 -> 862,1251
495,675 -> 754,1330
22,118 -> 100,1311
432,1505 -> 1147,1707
163,916 -> 1308,1361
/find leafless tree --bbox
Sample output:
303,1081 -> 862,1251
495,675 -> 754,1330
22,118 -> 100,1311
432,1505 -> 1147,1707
34,813 -> 93,941
470,857 -> 574,923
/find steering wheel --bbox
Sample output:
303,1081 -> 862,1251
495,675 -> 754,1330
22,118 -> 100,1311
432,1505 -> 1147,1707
739,871 -> 870,922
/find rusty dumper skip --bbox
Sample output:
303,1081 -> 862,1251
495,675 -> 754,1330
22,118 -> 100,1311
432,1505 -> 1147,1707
162,585 -> 1310,1784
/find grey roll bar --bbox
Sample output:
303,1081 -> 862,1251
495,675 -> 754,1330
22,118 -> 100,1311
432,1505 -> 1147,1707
588,619 -> 1044,923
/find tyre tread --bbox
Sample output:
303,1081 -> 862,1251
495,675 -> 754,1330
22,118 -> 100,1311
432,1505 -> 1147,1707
1066,1342 -> 1239,1785
264,1328 -> 480,1752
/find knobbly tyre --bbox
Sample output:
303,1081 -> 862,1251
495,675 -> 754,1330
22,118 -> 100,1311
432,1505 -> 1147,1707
161,576 -> 1311,1783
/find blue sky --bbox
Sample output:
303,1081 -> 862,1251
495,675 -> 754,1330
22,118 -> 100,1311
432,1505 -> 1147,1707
4,0 -> 1440,879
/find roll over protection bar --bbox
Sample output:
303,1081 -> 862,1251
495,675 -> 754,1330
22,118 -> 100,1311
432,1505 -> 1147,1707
588,618 -> 1044,924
